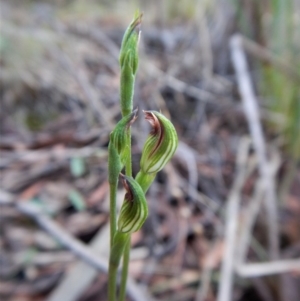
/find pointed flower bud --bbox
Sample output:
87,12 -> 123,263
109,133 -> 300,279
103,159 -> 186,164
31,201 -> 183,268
119,12 -> 142,117
140,111 -> 178,174
108,109 -> 138,184
118,174 -> 148,234
119,12 -> 142,75
109,108 -> 138,165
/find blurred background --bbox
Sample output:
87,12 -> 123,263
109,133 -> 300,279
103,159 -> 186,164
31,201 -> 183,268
0,0 -> 299,301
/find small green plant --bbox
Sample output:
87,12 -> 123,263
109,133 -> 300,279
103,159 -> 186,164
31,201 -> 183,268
107,12 -> 178,301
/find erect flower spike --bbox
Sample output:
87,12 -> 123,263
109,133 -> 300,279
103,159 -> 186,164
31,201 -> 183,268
119,11 -> 142,75
119,12 -> 142,117
140,111 -> 178,174
117,174 -> 148,234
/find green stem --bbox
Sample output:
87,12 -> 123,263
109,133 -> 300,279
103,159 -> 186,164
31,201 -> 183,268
108,259 -> 118,301
109,11 -> 141,300
119,130 -> 132,301
135,170 -> 156,193
119,235 -> 131,301
125,131 -> 132,176
108,142 -> 121,248
109,183 -> 118,248
118,170 -> 156,301
108,232 -> 129,301
108,142 -> 122,300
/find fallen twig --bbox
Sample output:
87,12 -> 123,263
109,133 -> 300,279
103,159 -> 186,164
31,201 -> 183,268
217,138 -> 251,301
0,146 -> 107,167
0,190 -> 153,301
230,34 -> 280,260
236,260 -> 300,277
144,62 -> 232,105
236,149 -> 280,267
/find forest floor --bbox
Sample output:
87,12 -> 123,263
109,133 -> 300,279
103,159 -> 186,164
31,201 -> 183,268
1,1 -> 300,301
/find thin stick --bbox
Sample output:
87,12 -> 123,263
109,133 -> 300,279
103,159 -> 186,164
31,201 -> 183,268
145,63 -> 231,104
47,225 -> 110,301
237,151 -> 280,267
236,259 -> 300,277
230,34 -> 280,260
0,190 -> 150,301
196,240 -> 219,301
237,181 -> 265,266
217,138 -> 251,301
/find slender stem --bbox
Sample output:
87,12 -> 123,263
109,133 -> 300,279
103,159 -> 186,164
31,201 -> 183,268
119,235 -> 131,301
119,130 -> 132,301
109,183 -> 118,248
108,142 -> 121,300
125,131 -> 132,176
135,170 -> 156,193
109,12 -> 141,299
118,169 -> 156,301
108,142 -> 121,248
109,232 -> 129,301
108,260 -> 118,301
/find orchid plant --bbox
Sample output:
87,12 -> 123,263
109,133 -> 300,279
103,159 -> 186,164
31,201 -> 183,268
108,12 -> 178,301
